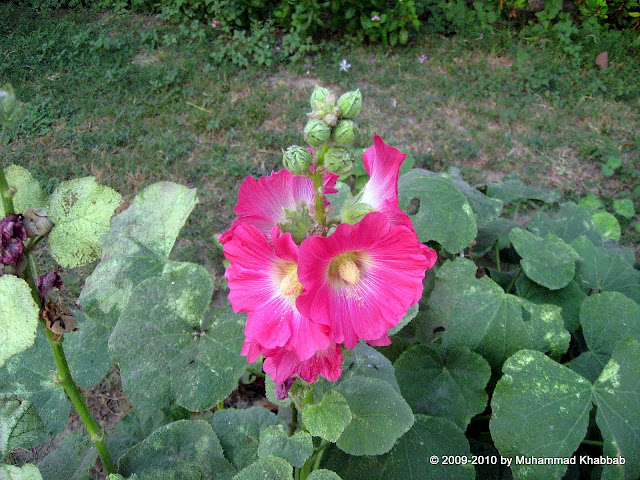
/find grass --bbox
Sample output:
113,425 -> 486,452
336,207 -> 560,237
2,2 -> 639,286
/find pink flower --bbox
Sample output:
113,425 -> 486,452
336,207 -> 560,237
357,134 -> 416,230
369,57 -> 377,63
296,212 -> 435,348
224,224 -> 331,362
418,54 -> 428,63
219,170 -> 315,244
211,19 -> 221,28
371,16 -> 381,21
263,343 -> 343,385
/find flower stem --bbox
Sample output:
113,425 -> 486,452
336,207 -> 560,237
0,138 -> 16,215
25,251 -> 116,475
290,403 -> 298,436
46,331 -> 116,474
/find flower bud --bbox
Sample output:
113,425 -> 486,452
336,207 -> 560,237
324,147 -> 353,175
337,89 -> 362,119
310,86 -> 330,110
23,208 -> 54,238
332,120 -> 356,145
283,146 -> 313,175
304,119 -> 331,148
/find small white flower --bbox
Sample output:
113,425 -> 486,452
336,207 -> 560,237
339,59 -> 351,72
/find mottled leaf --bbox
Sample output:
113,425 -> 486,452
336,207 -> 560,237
324,415 -> 474,480
109,263 -> 246,412
118,420 -> 235,480
232,456 -> 292,480
258,425 -> 313,468
211,407 -> 283,471
335,376 -> 414,456
0,165 -> 46,217
63,310 -> 111,388
528,202 -> 603,246
592,339 -> 640,480
448,166 -> 503,224
486,174 -> 561,204
37,433 -> 97,480
395,344 -> 490,430
0,275 -> 39,368
48,177 -> 122,268
592,211 -> 621,242
613,199 -> 635,219
0,463 -> 43,480
0,395 -> 46,457
302,391 -> 352,442
490,350 -> 592,480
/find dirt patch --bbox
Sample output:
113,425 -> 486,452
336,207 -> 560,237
131,50 -> 160,67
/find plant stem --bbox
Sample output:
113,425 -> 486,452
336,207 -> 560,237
0,136 -> 16,215
290,403 -> 298,436
26,252 -> 116,475
311,172 -> 326,226
495,242 -> 501,272
505,267 -> 522,294
581,439 -> 604,447
46,331 -> 116,474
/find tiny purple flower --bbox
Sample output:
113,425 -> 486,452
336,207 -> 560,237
418,54 -> 428,63
371,16 -> 381,21
369,57 -> 376,63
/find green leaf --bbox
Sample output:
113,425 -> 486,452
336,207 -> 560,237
109,263 -> 246,412
613,198 -> 635,219
258,424 -> 313,468
334,343 -> 400,393
578,193 -> 604,213
528,202 -> 603,246
307,470 -> 342,480
210,407 -> 283,471
516,277 -> 586,333
571,236 -> 640,302
302,391 -> 352,442
108,475 -> 139,480
592,211 -> 621,241
118,420 -> 235,480
0,330 -> 70,435
510,228 -> 580,290
581,292 -> 640,358
0,464 -> 43,480
568,351 -> 609,383
63,310 -> 111,388
79,182 -> 197,329
232,456 -> 292,480
0,165 -> 47,217
394,344 -> 490,430
48,177 -> 122,268
474,217 -> 518,255
426,258 -> 569,368
326,181 -> 351,223
1,395 -> 46,457
486,173 -> 561,204
323,415 -> 474,480
490,350 -> 593,480
0,275 -> 39,368
388,304 -> 418,336
99,182 -> 197,259
335,376 -> 414,456
447,166 -> 503,224
398,169 -> 477,254
106,409 -> 170,463
37,433 -> 97,480
592,338 -> 640,480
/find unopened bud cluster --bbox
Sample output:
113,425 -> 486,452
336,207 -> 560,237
284,86 -> 362,176
0,209 -> 54,277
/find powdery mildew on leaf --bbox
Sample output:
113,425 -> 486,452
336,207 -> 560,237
48,176 -> 122,268
0,275 -> 39,368
0,165 -> 47,217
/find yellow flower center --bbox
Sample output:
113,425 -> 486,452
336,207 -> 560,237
329,252 -> 366,286
280,265 -> 304,298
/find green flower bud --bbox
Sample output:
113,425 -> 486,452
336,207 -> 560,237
337,89 -> 362,119
310,86 -> 330,110
283,145 -> 313,175
332,119 -> 356,145
324,147 -> 353,175
304,119 -> 331,148
23,208 -> 54,237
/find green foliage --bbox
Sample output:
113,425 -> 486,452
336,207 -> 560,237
232,456 -> 292,480
0,166 -> 46,218
258,425 -> 313,468
302,391 -> 352,442
0,464 -> 43,480
0,396 -> 46,458
0,276 -> 39,369
36,433 -> 97,480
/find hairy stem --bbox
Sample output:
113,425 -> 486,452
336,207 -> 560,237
0,135 -> 16,215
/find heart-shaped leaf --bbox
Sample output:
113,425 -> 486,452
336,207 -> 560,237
448,166 -> 503,225
232,456 -> 292,480
509,228 -> 580,290
398,169 -> 477,254
394,344 -> 491,430
1,395 -> 46,457
48,177 -> 122,268
302,391 -> 352,442
258,425 -> 313,468
528,202 -> 603,246
490,350 -> 593,480
0,165 -> 47,217
109,263 -> 246,412
486,174 -> 561,204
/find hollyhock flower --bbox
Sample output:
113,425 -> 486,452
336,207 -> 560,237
219,170 -> 315,244
263,343 -> 342,386
297,211 -> 436,348
224,224 -> 330,362
0,214 -> 26,266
